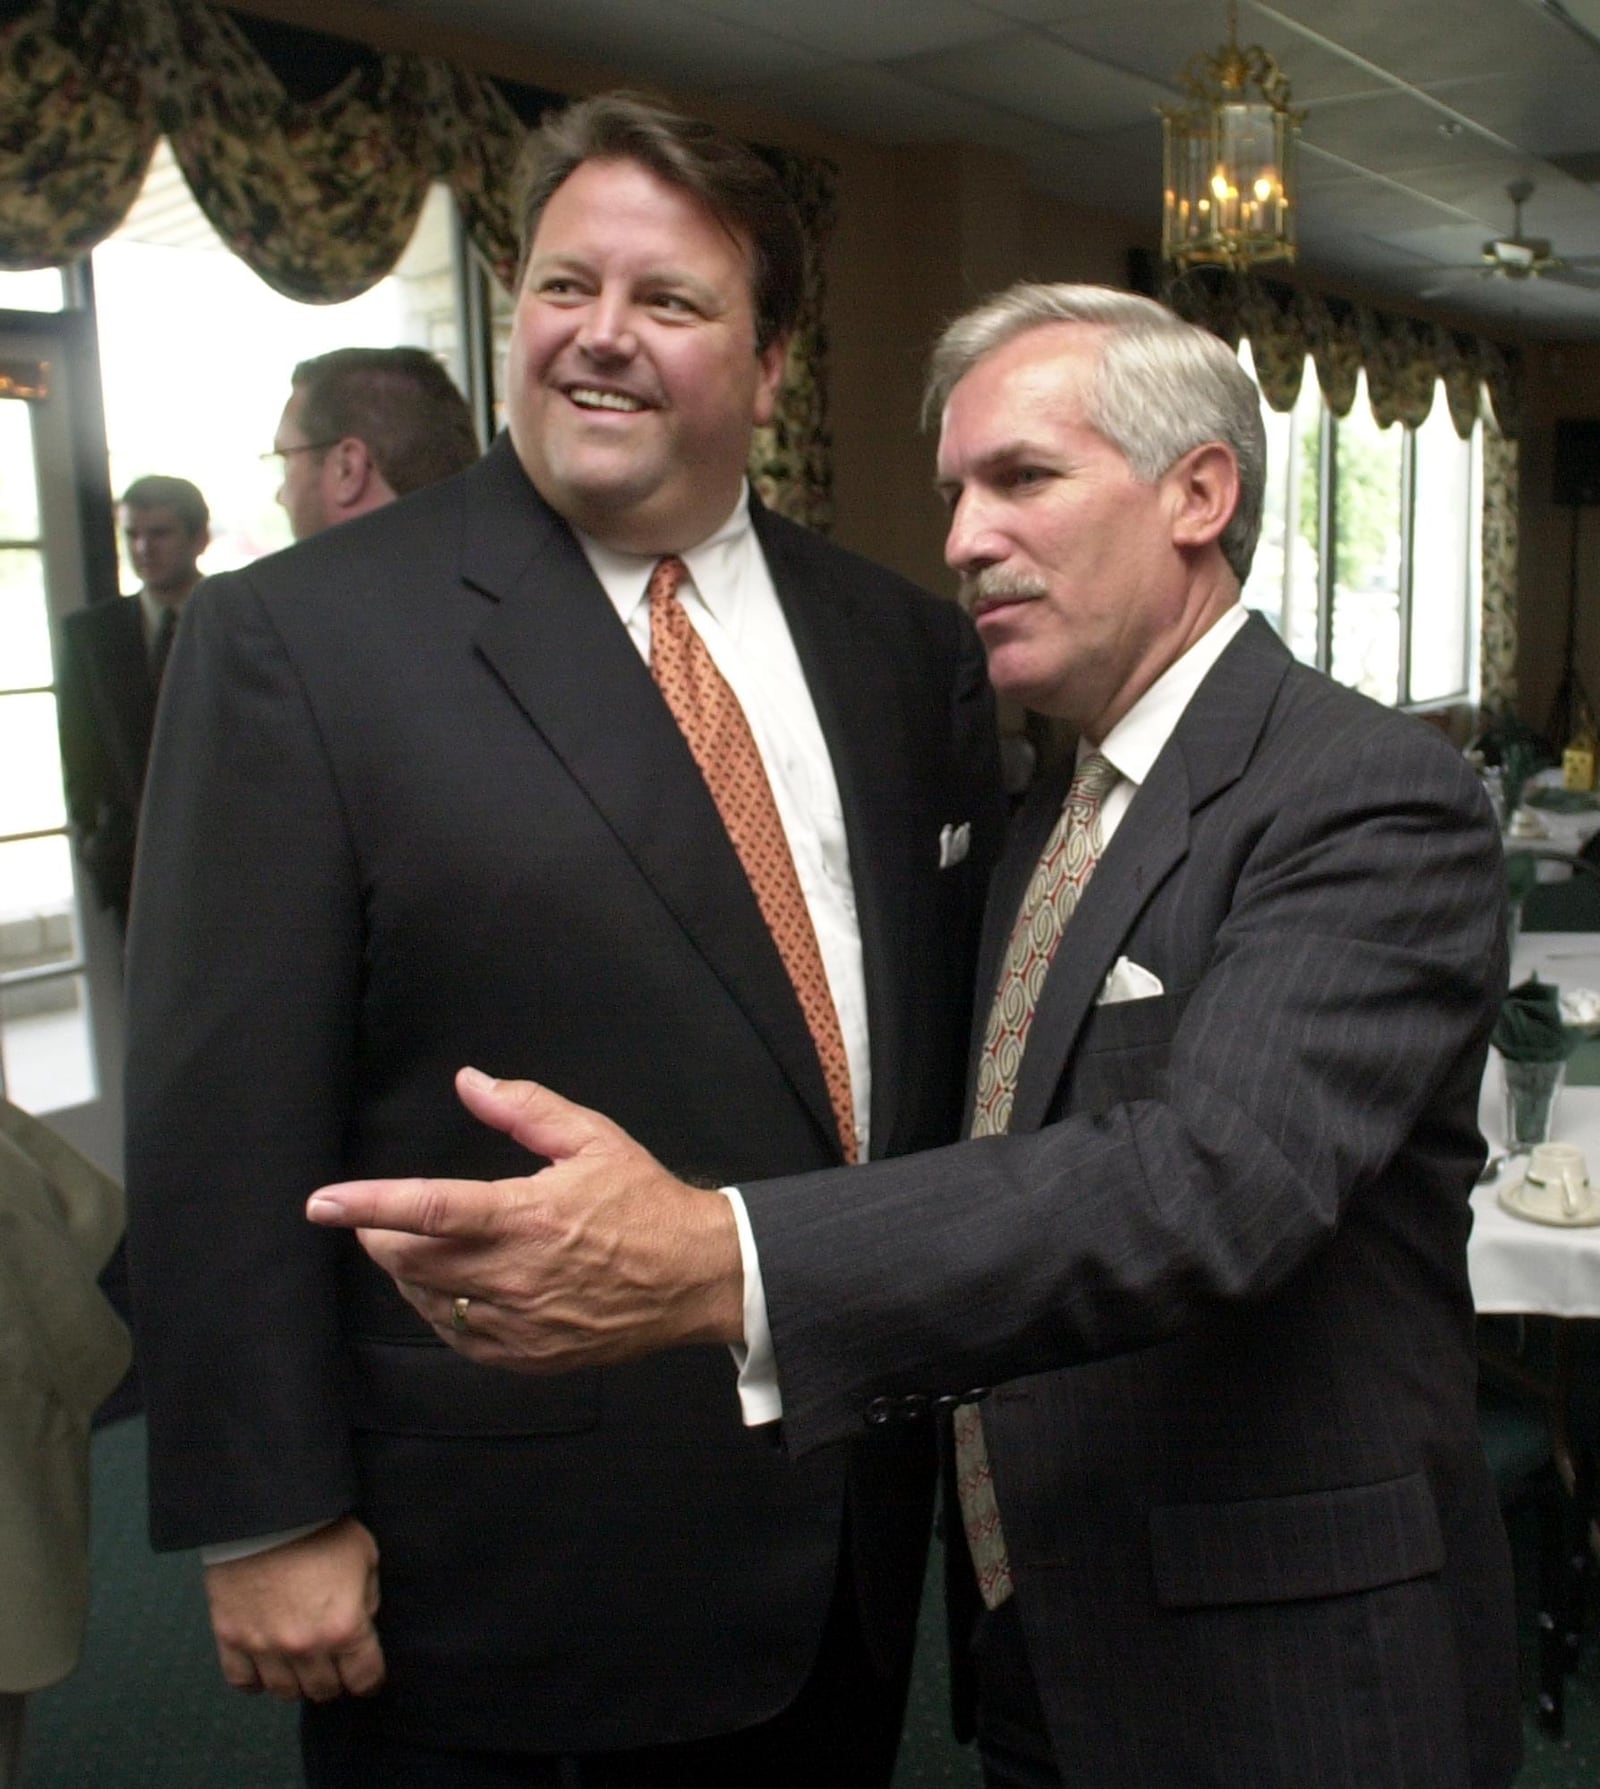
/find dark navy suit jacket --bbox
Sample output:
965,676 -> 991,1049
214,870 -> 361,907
125,435 -> 1004,1752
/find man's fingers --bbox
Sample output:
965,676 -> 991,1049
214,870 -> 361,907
290,1649 -> 347,1704
216,1639 -> 264,1693
306,1174 -> 508,1236
454,1065 -> 619,1160
335,1629 -> 388,1697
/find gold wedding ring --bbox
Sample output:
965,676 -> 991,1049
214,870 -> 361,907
451,1295 -> 472,1334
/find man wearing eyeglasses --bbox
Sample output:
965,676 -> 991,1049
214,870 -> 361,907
269,346 -> 479,541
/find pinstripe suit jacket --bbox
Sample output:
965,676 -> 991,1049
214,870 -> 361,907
747,615 -> 1521,1788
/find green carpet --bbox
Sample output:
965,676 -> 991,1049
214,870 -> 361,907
16,1419 -> 1596,1787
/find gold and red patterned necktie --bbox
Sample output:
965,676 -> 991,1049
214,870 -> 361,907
647,555 -> 857,1164
955,750 -> 1121,1608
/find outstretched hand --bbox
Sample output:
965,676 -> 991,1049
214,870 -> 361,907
305,1068 -> 745,1372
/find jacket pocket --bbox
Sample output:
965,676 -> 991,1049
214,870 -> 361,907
345,1336 -> 600,1437
1149,1471 -> 1444,1608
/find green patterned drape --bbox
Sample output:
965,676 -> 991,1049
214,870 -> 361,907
0,0 -> 838,525
1481,423 -> 1519,717
1168,271 -> 1522,438
1170,271 -> 1521,713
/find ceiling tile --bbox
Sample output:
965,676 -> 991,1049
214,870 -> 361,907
717,64 -> 1018,146
678,0 -> 1006,62
371,0 -> 829,86
899,31 -> 1171,134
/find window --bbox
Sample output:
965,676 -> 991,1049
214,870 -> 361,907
91,140 -> 475,576
0,324 -> 121,1154
1240,341 -> 1482,710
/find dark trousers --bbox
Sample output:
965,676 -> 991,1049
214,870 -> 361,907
302,1547 -> 910,1789
971,1596 -> 1061,1789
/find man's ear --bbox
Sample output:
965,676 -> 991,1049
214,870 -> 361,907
328,437 -> 373,508
751,334 -> 790,430
1166,441 -> 1239,552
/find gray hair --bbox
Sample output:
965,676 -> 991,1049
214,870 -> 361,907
924,283 -> 1266,583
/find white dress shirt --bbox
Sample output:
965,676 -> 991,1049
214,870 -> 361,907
727,603 -> 1250,1423
575,486 -> 871,1156
206,487 -> 869,1558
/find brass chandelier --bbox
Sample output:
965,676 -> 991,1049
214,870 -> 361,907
1161,2 -> 1303,271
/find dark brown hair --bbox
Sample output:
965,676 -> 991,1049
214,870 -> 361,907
119,475 -> 208,536
291,347 -> 479,496
516,92 -> 804,355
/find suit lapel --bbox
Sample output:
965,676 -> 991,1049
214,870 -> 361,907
1007,616 -> 1293,1135
754,502 -> 921,1160
460,443 -> 838,1155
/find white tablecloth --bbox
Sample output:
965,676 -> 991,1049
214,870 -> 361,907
1469,932 -> 1600,1317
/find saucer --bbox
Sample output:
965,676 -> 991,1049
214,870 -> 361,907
1499,1178 -> 1600,1227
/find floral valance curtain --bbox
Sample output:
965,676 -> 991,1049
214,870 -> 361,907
0,0 -> 838,527
1170,271 -> 1522,716
1167,271 -> 1523,441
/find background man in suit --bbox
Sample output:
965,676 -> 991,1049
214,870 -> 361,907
127,95 -> 1000,1788
55,474 -> 208,931
321,285 -> 1521,1788
271,344 -> 480,541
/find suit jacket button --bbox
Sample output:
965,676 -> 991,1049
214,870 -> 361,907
901,1393 -> 930,1419
864,1396 -> 893,1426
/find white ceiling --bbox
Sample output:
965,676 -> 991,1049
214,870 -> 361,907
356,0 -> 1600,343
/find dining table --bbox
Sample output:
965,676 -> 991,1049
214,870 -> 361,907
1472,929 -> 1600,1316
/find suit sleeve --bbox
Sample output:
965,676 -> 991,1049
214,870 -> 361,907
124,574 -> 365,1550
745,711 -> 1504,1455
53,615 -> 131,917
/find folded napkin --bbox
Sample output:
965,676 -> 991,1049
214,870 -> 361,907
1492,975 -> 1574,1063
1504,849 -> 1540,906
1525,785 -> 1600,813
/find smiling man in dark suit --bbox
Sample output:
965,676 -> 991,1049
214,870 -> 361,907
124,94 -> 1001,1788
55,475 -> 208,932
320,284 -> 1521,1788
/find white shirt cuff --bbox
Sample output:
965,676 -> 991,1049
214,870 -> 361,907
720,1187 -> 783,1425
200,1520 -> 332,1566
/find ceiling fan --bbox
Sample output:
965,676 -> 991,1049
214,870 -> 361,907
1418,179 -> 1600,298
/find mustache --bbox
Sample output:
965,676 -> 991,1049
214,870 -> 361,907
958,569 -> 1048,614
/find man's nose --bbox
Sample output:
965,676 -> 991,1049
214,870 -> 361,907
944,492 -> 1004,574
577,290 -> 636,360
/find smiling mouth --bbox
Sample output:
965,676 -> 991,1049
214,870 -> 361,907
565,386 -> 650,413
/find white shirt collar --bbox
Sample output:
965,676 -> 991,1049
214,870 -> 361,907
575,485 -> 755,632
1092,604 -> 1249,789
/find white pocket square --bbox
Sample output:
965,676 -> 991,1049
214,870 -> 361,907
1097,956 -> 1165,1005
938,821 -> 971,869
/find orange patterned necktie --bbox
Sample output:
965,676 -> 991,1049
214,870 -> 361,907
954,751 -> 1121,1609
647,555 -> 858,1164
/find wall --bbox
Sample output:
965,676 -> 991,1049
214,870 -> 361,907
1517,345 -> 1600,741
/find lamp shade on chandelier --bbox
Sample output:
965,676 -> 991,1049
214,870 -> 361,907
1161,2 -> 1302,271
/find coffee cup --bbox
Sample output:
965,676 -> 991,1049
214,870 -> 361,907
1518,1142 -> 1594,1221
